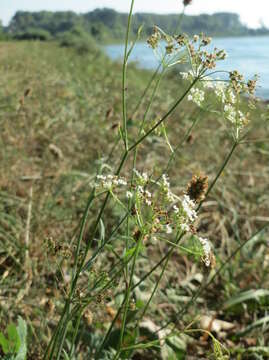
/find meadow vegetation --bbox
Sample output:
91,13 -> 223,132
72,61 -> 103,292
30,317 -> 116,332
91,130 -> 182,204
0,2 -> 269,359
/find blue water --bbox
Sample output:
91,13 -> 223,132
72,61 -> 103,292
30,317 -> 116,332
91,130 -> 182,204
105,36 -> 269,99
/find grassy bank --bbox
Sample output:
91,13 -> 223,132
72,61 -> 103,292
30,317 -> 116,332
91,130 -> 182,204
0,40 -> 269,359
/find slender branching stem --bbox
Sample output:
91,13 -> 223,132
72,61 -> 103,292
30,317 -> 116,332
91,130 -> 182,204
122,0 -> 135,151
129,78 -> 199,152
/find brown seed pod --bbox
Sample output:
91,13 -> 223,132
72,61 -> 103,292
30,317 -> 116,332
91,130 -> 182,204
186,174 -> 208,202
183,0 -> 192,6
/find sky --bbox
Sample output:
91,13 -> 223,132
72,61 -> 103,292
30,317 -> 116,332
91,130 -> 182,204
1,0 -> 269,28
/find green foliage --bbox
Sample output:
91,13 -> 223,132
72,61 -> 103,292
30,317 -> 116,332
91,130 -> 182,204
14,27 -> 51,41
57,26 -> 99,54
7,9 -> 269,43
0,20 -> 8,41
0,317 -> 27,359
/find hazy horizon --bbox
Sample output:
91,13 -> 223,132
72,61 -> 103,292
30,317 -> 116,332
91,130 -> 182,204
1,0 -> 269,28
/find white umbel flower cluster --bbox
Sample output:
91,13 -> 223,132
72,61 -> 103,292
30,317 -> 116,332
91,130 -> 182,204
180,70 -> 195,81
176,194 -> 198,232
96,174 -> 127,190
181,195 -> 197,222
160,174 -> 177,202
188,87 -> 205,107
224,104 -> 237,124
137,185 -> 152,206
133,169 -> 148,185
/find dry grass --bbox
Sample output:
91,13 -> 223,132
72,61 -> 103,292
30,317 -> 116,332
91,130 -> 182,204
0,41 -> 269,359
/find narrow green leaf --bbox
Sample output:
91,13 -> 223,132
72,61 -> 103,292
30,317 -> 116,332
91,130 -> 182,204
224,289 -> 269,310
15,317 -> 27,360
0,332 -> 9,354
7,324 -> 20,353
237,315 -> 269,337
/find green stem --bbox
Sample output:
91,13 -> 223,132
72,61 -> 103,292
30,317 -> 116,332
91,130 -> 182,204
72,189 -> 95,284
132,63 -> 162,117
129,78 -> 199,152
197,140 -> 238,212
163,112 -> 200,176
134,245 -> 173,329
69,310 -> 82,357
115,234 -> 143,359
122,0 -> 135,151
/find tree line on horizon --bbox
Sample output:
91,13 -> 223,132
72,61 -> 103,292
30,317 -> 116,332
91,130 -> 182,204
1,8 -> 269,43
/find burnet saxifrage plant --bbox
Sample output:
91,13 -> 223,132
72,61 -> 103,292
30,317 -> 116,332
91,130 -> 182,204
45,0 -> 262,359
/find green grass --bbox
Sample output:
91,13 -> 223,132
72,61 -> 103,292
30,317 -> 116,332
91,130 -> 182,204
0,40 -> 269,359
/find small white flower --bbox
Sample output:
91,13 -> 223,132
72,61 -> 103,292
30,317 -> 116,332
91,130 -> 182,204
133,169 -> 148,185
142,172 -> 148,182
162,174 -> 170,188
97,175 -> 106,180
180,72 -> 189,80
215,81 -> 226,103
165,224 -> 173,234
103,180 -> 112,189
227,88 -> 236,104
181,195 -> 197,222
126,191 -> 133,199
180,70 -> 195,81
145,190 -> 152,198
117,178 -> 127,186
202,76 -> 214,89
145,198 -> 152,206
188,87 -> 205,107
173,205 -> 179,214
198,237 -> 211,267
181,222 -> 190,232
224,104 -> 237,124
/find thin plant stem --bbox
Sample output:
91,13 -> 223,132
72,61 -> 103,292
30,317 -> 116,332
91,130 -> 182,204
132,63 -> 162,117
115,234 -> 143,359
72,189 -> 95,284
69,310 -> 82,357
160,111 -> 200,179
122,0 -> 135,151
129,78 -> 199,152
197,140 -> 238,212
134,242 -> 174,330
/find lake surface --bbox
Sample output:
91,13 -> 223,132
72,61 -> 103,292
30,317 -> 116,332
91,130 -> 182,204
105,36 -> 269,99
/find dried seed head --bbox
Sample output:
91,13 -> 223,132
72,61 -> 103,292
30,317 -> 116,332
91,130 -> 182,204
186,174 -> 208,202
24,88 -> 32,97
183,0 -> 192,6
175,34 -> 186,47
84,309 -> 93,325
133,228 -> 141,241
147,26 -> 161,49
45,299 -> 55,314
